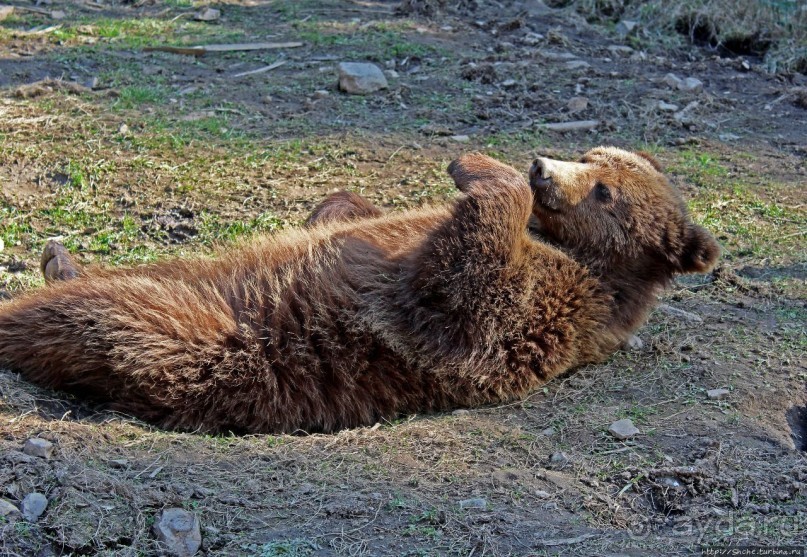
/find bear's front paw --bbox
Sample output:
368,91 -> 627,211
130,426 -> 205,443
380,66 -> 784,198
447,153 -> 527,194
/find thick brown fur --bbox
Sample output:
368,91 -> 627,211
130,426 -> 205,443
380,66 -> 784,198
0,148 -> 720,433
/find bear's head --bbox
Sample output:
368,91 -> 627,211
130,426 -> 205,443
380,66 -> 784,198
528,146 -> 720,278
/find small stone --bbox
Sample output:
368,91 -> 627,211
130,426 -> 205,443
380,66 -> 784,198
534,490 -> 551,499
616,20 -> 638,37
384,69 -> 399,79
459,498 -> 487,510
664,73 -> 683,89
658,101 -> 679,112
541,426 -> 556,437
522,32 -> 544,46
564,60 -> 590,70
21,493 -> 47,521
566,96 -> 588,113
501,79 -> 517,88
194,7 -> 220,21
153,508 -> 202,557
0,498 -> 20,517
679,77 -> 703,93
656,304 -> 703,324
0,237 -> 4,252
450,135 -> 470,143
658,476 -> 683,489
607,45 -> 634,56
707,388 -> 730,400
118,123 -> 130,135
452,409 -> 470,416
337,62 -> 388,95
86,76 -> 99,89
549,452 -> 569,468
312,90 -> 330,100
108,458 -> 129,468
0,5 -> 14,21
50,9 -> 66,19
719,132 -> 740,141
608,418 -> 639,440
23,438 -> 54,460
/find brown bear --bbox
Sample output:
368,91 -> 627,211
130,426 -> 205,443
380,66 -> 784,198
0,148 -> 719,433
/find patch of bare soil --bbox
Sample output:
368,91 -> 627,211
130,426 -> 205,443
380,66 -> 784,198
0,1 -> 805,555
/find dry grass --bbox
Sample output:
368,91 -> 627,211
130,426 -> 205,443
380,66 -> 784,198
551,0 -> 807,73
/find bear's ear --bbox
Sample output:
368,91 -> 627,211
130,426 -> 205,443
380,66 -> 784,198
636,151 -> 663,172
679,224 -> 720,274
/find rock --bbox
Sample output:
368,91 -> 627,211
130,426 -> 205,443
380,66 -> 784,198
452,409 -> 470,416
656,304 -> 703,324
0,498 -> 20,517
658,101 -> 679,112
658,476 -> 684,489
337,62 -> 388,95
50,10 -> 66,19
664,73 -> 683,89
679,77 -> 703,92
664,73 -> 703,92
86,76 -> 99,89
450,135 -> 470,143
707,388 -> 730,400
501,79 -> 517,88
564,60 -> 590,70
719,132 -> 740,141
548,452 -> 570,468
118,123 -> 130,135
535,489 -> 551,498
194,8 -> 220,21
459,498 -> 487,510
0,237 -> 4,252
623,335 -> 643,351
0,6 -> 14,21
384,69 -> 399,79
607,45 -> 634,56
153,508 -> 202,557
616,20 -> 638,37
23,438 -> 54,460
608,419 -> 639,440
312,90 -> 330,100
522,32 -> 544,46
567,96 -> 588,113
21,493 -> 47,521
541,426 -> 556,437
108,458 -> 129,468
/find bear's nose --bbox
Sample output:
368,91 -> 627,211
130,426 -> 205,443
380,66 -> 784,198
529,158 -> 552,189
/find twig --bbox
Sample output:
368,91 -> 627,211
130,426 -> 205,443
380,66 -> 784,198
232,60 -> 287,78
535,533 -> 597,546
145,42 -> 303,57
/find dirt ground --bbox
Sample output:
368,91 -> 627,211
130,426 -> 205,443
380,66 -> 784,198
0,1 -> 805,555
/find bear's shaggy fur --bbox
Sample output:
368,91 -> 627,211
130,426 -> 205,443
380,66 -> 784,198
0,148 -> 719,433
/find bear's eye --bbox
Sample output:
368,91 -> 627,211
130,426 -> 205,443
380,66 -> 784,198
594,182 -> 612,203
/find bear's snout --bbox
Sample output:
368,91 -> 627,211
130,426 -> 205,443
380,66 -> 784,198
529,158 -> 553,191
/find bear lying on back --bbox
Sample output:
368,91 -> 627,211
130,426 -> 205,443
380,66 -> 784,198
0,148 -> 719,433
